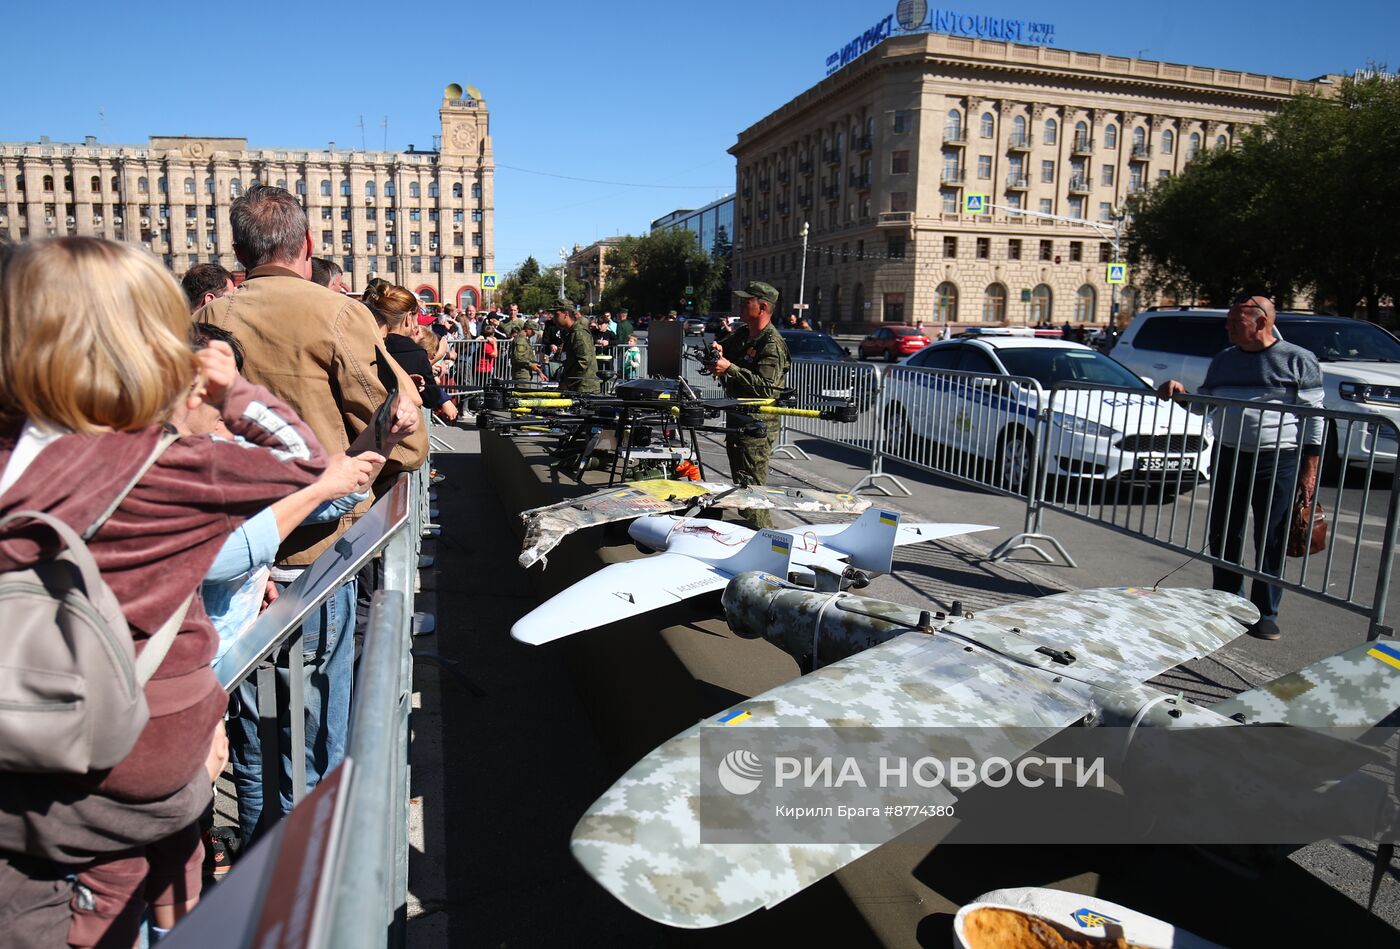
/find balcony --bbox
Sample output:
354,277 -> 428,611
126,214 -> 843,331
1068,176 -> 1091,194
943,128 -> 968,146
1007,133 -> 1034,151
1072,136 -> 1095,155
758,177 -> 771,192
856,134 -> 873,152
941,167 -> 965,185
1131,143 -> 1152,160
878,211 -> 912,226
823,185 -> 841,201
798,159 -> 814,175
1006,173 -> 1029,190
823,148 -> 840,165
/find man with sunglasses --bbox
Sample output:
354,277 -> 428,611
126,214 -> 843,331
1156,294 -> 1324,640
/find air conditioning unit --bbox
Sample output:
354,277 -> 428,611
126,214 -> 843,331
385,221 -> 394,229
384,244 -> 393,252
65,216 -> 75,225
45,215 -> 55,225
453,221 -> 462,230
366,197 -> 375,205
205,242 -> 214,251
186,241 -> 195,250
410,244 -> 419,253
114,216 -> 123,225
140,217 -> 150,227
322,243 -> 332,252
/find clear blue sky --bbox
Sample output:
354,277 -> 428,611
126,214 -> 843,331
1,0 -> 1393,274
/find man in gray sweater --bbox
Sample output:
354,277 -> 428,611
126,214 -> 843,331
1157,295 -> 1324,640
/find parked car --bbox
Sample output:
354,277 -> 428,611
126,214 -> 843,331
1113,308 -> 1400,472
780,330 -> 874,409
779,329 -> 852,361
859,326 -> 931,361
683,318 -> 707,337
883,337 -> 1212,493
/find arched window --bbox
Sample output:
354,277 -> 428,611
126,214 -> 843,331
1031,283 -> 1054,322
385,180 -> 394,197
1075,285 -> 1097,322
1012,115 -> 1027,145
296,179 -> 306,196
184,177 -> 195,194
158,177 -> 167,193
137,177 -> 147,194
1161,129 -> 1175,154
205,178 -> 215,194
230,178 -> 242,197
1043,117 -> 1058,145
1104,124 -> 1118,149
945,109 -> 963,138
935,282 -> 958,321
43,175 -> 55,192
340,180 -> 351,197
1187,132 -> 1201,158
90,175 -> 101,192
428,182 -> 439,198
456,285 -> 479,309
980,112 -> 994,138
1132,127 -> 1146,148
110,175 -> 119,191
451,183 -> 463,198
276,178 -> 287,189
365,181 -> 377,197
409,181 -> 421,198
982,283 -> 1007,322
1215,134 -> 1228,149
851,282 -> 865,320
1074,120 -> 1089,150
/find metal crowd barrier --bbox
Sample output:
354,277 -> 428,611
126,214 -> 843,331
774,358 -> 899,496
440,337 -> 514,392
1034,383 -> 1400,640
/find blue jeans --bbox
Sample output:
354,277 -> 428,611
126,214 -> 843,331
1208,449 -> 1298,622
228,578 -> 356,843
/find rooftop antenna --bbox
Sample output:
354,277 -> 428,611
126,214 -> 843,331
357,115 -> 367,150
1136,48 -> 1150,59
381,115 -> 388,151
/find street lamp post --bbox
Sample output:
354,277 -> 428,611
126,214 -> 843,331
796,221 -> 810,322
988,201 -> 1126,331
558,247 -> 568,303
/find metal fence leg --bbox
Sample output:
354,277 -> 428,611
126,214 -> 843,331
853,370 -> 910,496
987,407 -> 1075,567
255,661 -> 280,836
772,414 -> 811,460
288,630 -> 307,805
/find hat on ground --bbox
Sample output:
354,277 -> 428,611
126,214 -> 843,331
734,281 -> 779,304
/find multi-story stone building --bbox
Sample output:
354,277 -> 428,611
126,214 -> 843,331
0,83 -> 494,307
730,33 -> 1335,331
567,237 -> 623,309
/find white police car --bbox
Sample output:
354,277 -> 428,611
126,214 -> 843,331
883,336 -> 1212,492
1113,309 -> 1400,472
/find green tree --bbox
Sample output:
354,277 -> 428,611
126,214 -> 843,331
496,258 -> 585,313
599,229 -> 721,316
1127,72 -> 1400,318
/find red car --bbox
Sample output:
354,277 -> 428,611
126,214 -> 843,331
858,326 -> 931,361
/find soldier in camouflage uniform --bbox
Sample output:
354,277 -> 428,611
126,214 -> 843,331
711,281 -> 790,529
510,322 -> 544,382
555,306 -> 600,393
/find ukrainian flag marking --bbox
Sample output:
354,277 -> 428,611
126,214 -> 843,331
719,709 -> 751,725
771,535 -> 791,554
878,511 -> 897,526
1367,641 -> 1400,671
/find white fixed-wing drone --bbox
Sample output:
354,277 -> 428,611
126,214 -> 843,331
510,508 -> 994,645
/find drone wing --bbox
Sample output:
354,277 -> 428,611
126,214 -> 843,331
710,484 -> 871,516
518,479 -> 731,568
571,630 -> 1090,929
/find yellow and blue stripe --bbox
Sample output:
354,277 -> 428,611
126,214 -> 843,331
1367,641 -> 1400,671
878,510 -> 897,526
719,709 -> 751,725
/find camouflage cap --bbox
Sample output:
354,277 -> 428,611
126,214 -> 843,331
734,280 -> 779,305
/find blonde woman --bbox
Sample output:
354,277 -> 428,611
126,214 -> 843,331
0,238 -> 328,947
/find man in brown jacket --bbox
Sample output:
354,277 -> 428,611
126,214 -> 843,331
198,184 -> 427,837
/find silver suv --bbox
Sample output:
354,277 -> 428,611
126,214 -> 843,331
1113,307 -> 1400,472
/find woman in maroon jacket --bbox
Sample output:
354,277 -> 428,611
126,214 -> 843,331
0,238 -> 329,947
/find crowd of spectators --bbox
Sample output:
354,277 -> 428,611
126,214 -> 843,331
0,182 -> 433,946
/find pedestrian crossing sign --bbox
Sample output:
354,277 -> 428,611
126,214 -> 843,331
964,193 -> 988,215
482,273 -> 498,289
1105,263 -> 1127,285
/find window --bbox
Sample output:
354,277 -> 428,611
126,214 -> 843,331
471,209 -> 482,222
365,207 -> 377,221
1075,285 -> 1097,322
321,206 -> 333,220
365,231 -> 377,246
1040,160 -> 1055,183
410,210 -> 421,221
943,236 -> 958,258
1098,201 -> 1113,221
471,183 -> 482,199
429,209 -> 439,222
452,183 -> 463,198
182,177 -> 195,194
889,191 -> 909,212
1187,132 -> 1201,158
1039,239 -> 1053,261
1038,198 -> 1053,215
1069,196 -> 1085,219
1005,193 -> 1023,210
137,177 -> 147,194
1159,169 -> 1171,179
891,150 -> 910,174
1215,134 -> 1228,149
385,181 -> 394,197
230,178 -> 242,197
368,256 -> 379,272
411,231 -> 422,246
1008,239 -> 1022,260
110,176 -> 119,191
296,179 -> 306,196
945,109 -> 963,138
1031,284 -> 1053,321
1132,127 -> 1146,149
410,181 -> 421,198
1099,243 -> 1112,263
975,237 -> 990,260
472,232 -> 482,247
321,229 -> 333,245
452,209 -> 464,222
1101,164 -> 1115,187
453,232 -> 464,246
977,155 -> 991,179
276,179 -> 286,189
1069,241 -> 1083,262
909,346 -> 962,370
1012,115 -> 1027,145
365,181 -> 377,197
982,283 -> 1007,322
941,189 -> 958,214
1161,129 -> 1175,154
1043,118 -> 1058,145
158,177 -> 167,193
411,256 -> 422,272
1074,121 -> 1089,149
341,180 -> 351,197
340,207 -> 351,221
932,282 -> 958,321
321,179 -> 331,196
1104,124 -> 1118,149
883,292 -> 906,323
980,112 -> 994,138
893,110 -> 912,134
88,175 -> 99,192
958,348 -> 999,374
428,182 -> 439,198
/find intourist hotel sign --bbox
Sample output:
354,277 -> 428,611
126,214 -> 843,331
825,5 -> 1057,76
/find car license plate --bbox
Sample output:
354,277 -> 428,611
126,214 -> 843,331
1136,457 -> 1195,471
